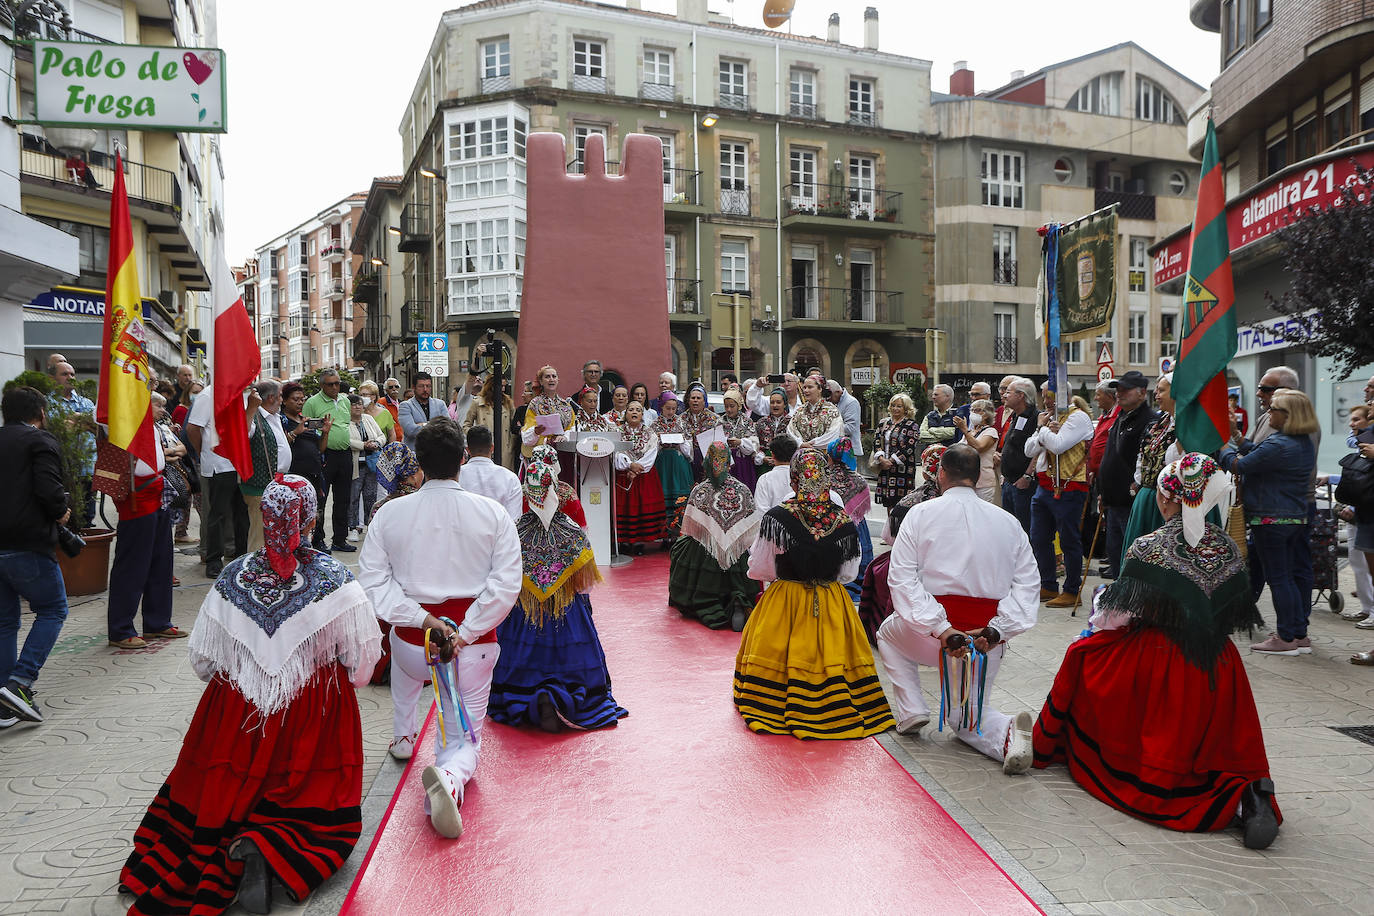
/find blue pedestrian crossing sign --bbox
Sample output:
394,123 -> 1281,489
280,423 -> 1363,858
418,332 -> 449,376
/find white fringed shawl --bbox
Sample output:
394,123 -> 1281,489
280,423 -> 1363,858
188,577 -> 382,716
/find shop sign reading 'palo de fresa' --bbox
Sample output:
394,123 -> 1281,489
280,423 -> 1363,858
30,40 -> 226,133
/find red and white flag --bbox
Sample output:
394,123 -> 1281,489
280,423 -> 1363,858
210,249 -> 259,478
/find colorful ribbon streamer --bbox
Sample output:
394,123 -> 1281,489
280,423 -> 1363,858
937,646 -> 989,735
424,620 -> 477,748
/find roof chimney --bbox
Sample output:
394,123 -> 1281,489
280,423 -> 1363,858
1010,69 -> 1024,82
827,13 -> 840,43
863,7 -> 878,50
950,61 -> 974,97
677,0 -> 707,24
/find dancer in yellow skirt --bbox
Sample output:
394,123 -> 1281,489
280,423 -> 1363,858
733,447 -> 895,739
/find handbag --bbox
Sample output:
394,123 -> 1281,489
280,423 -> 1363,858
92,436 -> 131,499
1336,451 -> 1374,513
163,459 -> 191,510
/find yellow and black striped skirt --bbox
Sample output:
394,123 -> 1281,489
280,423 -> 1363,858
732,579 -> 894,740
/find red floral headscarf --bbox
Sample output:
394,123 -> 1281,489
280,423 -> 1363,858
261,473 -> 318,579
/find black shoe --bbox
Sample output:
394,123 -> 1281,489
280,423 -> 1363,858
332,542 -> 357,553
0,681 -> 42,723
536,694 -> 562,733
1239,777 -> 1279,850
230,838 -> 271,914
730,607 -> 748,632
205,560 -> 223,579
313,541 -> 331,554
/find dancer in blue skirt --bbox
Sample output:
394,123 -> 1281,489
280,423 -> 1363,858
488,450 -> 628,733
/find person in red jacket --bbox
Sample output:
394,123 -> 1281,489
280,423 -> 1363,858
1087,381 -> 1119,482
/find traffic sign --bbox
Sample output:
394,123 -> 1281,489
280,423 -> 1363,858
1096,342 -> 1113,365
1097,365 -> 1114,382
418,332 -> 449,377
1158,356 -> 1174,376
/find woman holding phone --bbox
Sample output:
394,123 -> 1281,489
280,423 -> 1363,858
281,382 -> 331,550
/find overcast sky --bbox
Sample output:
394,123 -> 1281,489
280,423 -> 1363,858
218,0 -> 1220,259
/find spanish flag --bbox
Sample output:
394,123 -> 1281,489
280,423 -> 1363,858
96,152 -> 157,469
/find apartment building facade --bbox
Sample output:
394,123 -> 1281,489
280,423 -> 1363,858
249,193 -> 367,380
1150,0 -> 1374,470
934,43 -> 1205,399
353,0 -> 935,392
10,0 -> 224,381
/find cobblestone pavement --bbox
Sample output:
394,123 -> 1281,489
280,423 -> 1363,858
3,536 -> 1374,915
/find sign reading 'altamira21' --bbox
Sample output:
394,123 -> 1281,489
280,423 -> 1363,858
31,40 -> 226,133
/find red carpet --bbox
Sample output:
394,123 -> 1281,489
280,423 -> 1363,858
341,554 -> 1040,915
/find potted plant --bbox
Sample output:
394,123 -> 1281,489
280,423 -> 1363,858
679,283 -> 697,314
3,371 -> 116,595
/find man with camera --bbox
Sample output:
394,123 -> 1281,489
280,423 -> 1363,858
0,387 -> 74,725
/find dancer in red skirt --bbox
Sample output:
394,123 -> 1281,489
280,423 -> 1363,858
614,402 -> 666,552
120,475 -> 382,914
1032,453 -> 1281,849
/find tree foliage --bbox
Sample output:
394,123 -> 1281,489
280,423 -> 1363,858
862,377 -> 932,417
4,370 -> 92,529
1267,164 -> 1374,379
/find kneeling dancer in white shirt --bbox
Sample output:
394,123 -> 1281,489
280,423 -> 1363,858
358,418 -> 522,839
876,443 -> 1041,774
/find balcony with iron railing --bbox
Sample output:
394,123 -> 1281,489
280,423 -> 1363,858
641,80 -> 675,102
789,101 -> 818,119
785,286 -> 901,325
781,182 -> 902,233
668,278 -> 703,317
719,184 -> 751,217
664,167 -> 704,216
402,300 -> 431,338
571,73 -> 607,93
994,336 -> 1019,364
352,267 -> 379,304
321,240 -> 345,261
481,73 -> 513,94
19,144 -> 182,212
847,109 -> 877,127
316,317 -> 347,335
354,318 -> 387,356
718,90 -> 749,111
323,276 -> 346,299
398,203 -> 431,252
993,258 -> 1018,286
1095,188 -> 1156,221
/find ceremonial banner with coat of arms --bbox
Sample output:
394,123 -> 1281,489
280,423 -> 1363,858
1054,209 -> 1118,340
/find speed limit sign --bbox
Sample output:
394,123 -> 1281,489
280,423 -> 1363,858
1097,364 -> 1114,382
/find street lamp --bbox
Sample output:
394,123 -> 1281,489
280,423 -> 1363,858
700,112 -> 719,129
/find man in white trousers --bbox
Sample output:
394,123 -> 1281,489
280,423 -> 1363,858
359,418 -> 522,839
876,443 -> 1041,774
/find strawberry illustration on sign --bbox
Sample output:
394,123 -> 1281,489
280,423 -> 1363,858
182,51 -> 216,85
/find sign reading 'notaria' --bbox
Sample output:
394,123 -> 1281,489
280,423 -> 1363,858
1055,209 -> 1117,340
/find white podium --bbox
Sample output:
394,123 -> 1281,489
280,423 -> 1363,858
556,432 -> 634,568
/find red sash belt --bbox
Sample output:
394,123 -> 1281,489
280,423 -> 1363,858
393,597 -> 497,646
934,594 -> 999,631
1036,471 -> 1089,493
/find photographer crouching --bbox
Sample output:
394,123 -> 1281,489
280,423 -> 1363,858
0,386 -> 73,727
